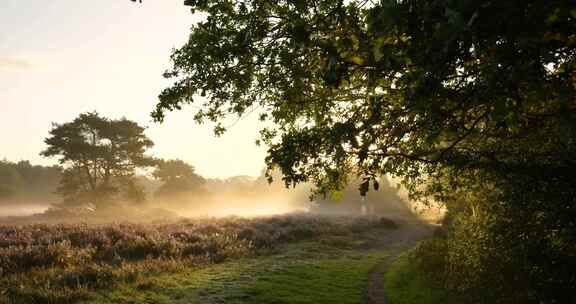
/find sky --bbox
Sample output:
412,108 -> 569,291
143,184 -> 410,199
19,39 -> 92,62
0,0 -> 266,178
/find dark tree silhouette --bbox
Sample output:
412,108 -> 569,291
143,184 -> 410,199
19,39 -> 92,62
153,0 -> 575,195
151,0 -> 576,302
0,160 -> 61,204
41,112 -> 155,208
0,185 -> 13,200
153,159 -> 206,200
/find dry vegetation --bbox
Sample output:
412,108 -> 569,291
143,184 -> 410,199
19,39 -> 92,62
0,214 -> 397,303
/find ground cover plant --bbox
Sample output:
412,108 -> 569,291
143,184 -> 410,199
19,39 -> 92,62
0,214 -> 397,303
85,236 -> 391,304
383,250 -> 454,304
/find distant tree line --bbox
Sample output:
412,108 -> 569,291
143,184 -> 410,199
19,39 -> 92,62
0,110 -> 407,222
153,159 -> 207,201
2,111 -> 405,217
0,160 -> 61,203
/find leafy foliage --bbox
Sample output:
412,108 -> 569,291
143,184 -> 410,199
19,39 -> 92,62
0,160 -> 61,203
153,0 -> 576,302
312,176 -> 409,216
0,185 -> 13,200
384,251 -> 454,304
41,112 -> 156,207
421,168 -> 576,303
155,0 -> 575,194
153,159 -> 206,200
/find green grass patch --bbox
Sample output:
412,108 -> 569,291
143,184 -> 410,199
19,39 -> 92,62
85,239 -> 388,304
223,253 -> 384,304
383,252 -> 454,304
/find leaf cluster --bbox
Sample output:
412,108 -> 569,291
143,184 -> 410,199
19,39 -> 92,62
155,0 -> 576,197
41,112 -> 156,205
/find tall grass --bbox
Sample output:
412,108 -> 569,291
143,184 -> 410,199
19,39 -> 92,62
0,214 -> 393,303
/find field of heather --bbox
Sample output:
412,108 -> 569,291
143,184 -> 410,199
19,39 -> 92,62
0,214 -> 403,304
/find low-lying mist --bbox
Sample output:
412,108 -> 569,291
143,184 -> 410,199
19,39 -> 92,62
0,169 -> 440,225
0,202 -> 49,217
147,185 -> 310,218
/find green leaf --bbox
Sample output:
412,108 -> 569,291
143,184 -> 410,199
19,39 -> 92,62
350,56 -> 365,65
373,37 -> 385,61
330,190 -> 344,201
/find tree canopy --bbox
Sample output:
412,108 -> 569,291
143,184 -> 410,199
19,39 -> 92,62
0,184 -> 13,200
153,0 -> 576,302
153,0 -> 576,195
0,160 -> 61,203
41,112 -> 155,207
153,159 -> 206,199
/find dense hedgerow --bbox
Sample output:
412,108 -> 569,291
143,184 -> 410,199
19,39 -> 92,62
0,214 -> 393,303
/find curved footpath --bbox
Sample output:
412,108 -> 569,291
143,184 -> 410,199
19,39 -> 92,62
363,219 -> 435,304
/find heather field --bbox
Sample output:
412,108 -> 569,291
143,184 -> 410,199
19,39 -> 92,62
0,214 -> 414,304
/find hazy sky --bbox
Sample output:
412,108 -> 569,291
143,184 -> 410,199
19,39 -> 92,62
0,0 -> 266,178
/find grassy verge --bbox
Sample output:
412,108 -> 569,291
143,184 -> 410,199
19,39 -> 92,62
383,251 -> 454,304
84,234 -> 389,304
1,215 -> 397,303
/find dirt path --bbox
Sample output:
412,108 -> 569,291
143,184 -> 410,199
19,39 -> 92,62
364,219 -> 434,304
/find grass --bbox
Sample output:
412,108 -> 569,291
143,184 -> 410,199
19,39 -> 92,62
1,214 -> 398,303
84,235 -> 389,304
383,251 -> 454,304
0,215 -> 402,303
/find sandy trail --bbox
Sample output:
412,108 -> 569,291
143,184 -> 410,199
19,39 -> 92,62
364,219 -> 435,304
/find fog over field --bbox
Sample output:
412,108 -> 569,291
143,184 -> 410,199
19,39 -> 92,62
0,160 -> 422,224
2,1 -> 572,303
0,203 -> 48,217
